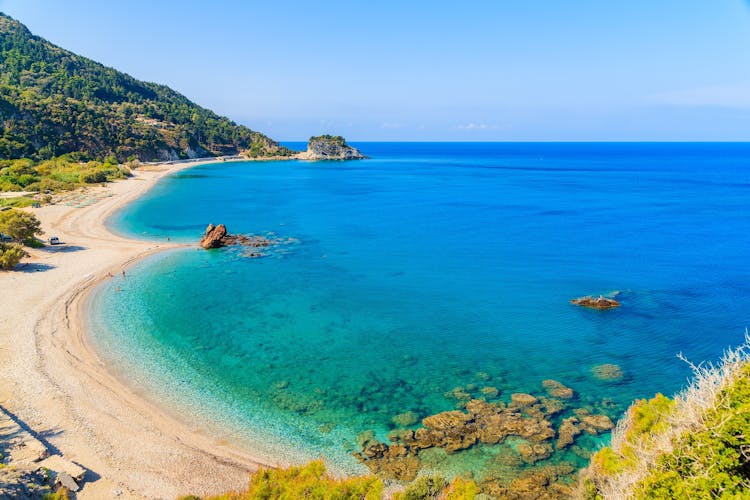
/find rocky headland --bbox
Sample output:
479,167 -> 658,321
296,135 -> 367,160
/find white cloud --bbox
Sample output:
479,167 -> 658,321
456,122 -> 499,130
652,84 -> 750,109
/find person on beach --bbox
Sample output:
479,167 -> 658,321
122,270 -> 126,278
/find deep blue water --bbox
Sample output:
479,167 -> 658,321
90,142 -> 750,477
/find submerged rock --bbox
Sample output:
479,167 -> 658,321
354,398 -> 556,473
571,295 -> 621,310
556,417 -> 582,450
517,442 -> 554,464
580,414 -> 615,435
591,363 -> 625,382
392,411 -> 420,428
297,135 -> 366,160
542,379 -> 575,399
510,393 -> 539,407
480,386 -> 500,399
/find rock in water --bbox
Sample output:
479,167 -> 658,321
570,295 -> 621,310
297,135 -> 366,160
591,363 -> 625,382
199,223 -> 228,249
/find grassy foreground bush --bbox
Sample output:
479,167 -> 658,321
582,335 -> 750,498
179,461 -> 480,500
180,461 -> 383,500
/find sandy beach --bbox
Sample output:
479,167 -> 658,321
0,162 -> 274,499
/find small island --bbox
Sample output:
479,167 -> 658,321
296,135 -> 367,160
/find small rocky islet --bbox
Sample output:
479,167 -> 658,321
296,135 -> 367,160
198,223 -> 299,258
570,294 -> 621,310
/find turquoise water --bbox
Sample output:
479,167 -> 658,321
90,143 -> 750,478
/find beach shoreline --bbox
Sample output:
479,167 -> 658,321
0,159 -> 280,499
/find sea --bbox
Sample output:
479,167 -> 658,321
88,142 -> 750,481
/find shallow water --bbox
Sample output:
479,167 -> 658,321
90,143 -> 750,477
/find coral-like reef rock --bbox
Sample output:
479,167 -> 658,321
571,295 -> 621,310
199,223 -> 274,251
297,135 -> 366,160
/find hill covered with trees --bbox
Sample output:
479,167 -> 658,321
0,13 -> 292,162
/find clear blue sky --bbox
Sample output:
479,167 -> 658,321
2,0 -> 750,141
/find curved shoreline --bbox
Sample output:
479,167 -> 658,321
0,160 -> 281,498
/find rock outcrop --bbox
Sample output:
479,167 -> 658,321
296,135 -> 366,160
200,223 -> 228,249
354,398 -> 557,478
199,224 -> 274,252
571,295 -> 621,310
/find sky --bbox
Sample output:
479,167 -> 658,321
1,0 -> 750,141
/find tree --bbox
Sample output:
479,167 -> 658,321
0,208 -> 42,243
0,241 -> 26,270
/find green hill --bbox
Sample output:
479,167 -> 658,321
0,13 -> 292,162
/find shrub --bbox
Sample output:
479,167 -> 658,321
0,209 -> 42,243
79,168 -> 107,183
0,242 -> 27,270
394,475 -> 447,499
442,477 -> 478,499
183,460 -> 383,500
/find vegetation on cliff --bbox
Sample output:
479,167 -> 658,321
0,13 -> 292,162
582,336 -> 750,498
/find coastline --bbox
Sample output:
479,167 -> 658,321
0,159 -> 280,499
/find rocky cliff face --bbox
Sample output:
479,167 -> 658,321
297,135 -> 366,160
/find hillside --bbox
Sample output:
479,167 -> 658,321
0,13 -> 292,162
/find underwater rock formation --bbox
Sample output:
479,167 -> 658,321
556,417 -> 582,450
591,363 -> 625,382
542,379 -> 575,399
571,295 -> 621,309
354,398 -> 558,476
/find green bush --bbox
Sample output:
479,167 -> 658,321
183,460 -> 383,500
395,475 -> 447,499
0,208 -> 42,242
79,168 -> 107,183
0,241 -> 26,269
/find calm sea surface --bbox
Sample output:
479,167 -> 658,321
90,142 -> 750,477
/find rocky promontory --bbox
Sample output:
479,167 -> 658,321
296,135 -> 366,160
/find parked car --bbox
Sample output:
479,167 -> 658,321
49,236 -> 61,245
0,233 -> 12,242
